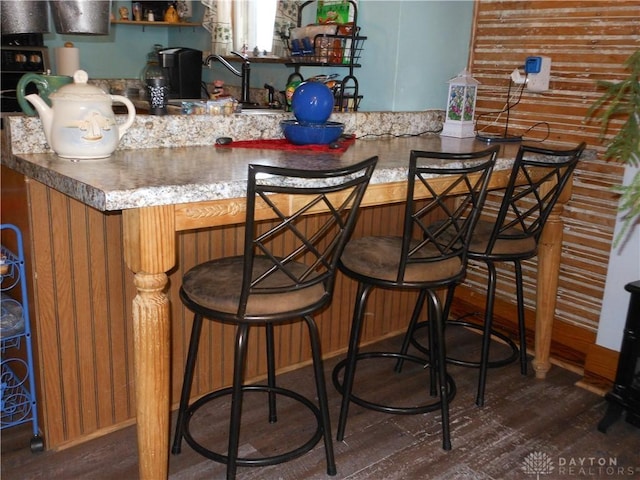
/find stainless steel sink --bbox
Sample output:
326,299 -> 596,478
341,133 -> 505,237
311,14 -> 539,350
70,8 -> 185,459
238,103 -> 284,113
239,108 -> 283,114
167,99 -> 206,105
166,99 -> 284,115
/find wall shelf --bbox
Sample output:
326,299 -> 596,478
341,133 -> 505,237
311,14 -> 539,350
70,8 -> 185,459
218,55 -> 289,65
111,20 -> 201,31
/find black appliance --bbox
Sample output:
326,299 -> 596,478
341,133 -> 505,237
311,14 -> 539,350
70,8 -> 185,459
1,34 -> 49,113
598,280 -> 640,432
158,47 -> 202,99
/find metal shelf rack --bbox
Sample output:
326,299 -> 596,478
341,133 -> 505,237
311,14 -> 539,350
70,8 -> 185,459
1,224 -> 43,452
283,0 -> 366,112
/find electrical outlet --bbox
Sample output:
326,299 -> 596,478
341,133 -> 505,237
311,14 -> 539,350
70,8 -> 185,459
525,56 -> 542,74
527,56 -> 551,92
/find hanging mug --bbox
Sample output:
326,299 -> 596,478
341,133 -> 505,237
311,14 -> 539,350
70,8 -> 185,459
17,72 -> 73,116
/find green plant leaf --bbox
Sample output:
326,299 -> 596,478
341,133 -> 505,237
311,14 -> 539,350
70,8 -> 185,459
585,49 -> 640,246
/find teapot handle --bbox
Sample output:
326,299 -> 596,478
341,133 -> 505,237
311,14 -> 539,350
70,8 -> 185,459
16,73 -> 44,116
110,95 -> 136,140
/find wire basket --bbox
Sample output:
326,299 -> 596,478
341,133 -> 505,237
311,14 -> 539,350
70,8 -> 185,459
285,31 -> 366,66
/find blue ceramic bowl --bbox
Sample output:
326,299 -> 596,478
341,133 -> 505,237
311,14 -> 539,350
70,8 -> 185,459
281,120 -> 344,145
291,81 -> 335,124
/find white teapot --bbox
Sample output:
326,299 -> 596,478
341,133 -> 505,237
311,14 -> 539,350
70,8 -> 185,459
25,70 -> 136,159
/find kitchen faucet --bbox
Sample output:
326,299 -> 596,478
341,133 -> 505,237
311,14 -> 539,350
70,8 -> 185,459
203,51 -> 253,106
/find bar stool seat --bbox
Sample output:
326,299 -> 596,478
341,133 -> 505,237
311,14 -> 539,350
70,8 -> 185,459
182,257 -> 327,315
339,236 -> 464,282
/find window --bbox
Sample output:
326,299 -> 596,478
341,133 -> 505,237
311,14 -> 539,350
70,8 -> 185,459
246,0 -> 278,53
203,0 -> 285,56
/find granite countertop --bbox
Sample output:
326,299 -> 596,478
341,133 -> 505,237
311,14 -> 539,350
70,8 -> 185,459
3,110 -> 519,212
7,110 -> 444,154
6,136 -> 519,211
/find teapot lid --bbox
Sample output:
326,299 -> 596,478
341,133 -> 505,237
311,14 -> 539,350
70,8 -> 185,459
50,70 -> 110,101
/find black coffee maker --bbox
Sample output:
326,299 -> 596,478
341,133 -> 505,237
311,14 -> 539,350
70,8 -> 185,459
158,47 -> 203,99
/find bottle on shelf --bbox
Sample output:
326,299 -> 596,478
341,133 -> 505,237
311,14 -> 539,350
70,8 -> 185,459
164,4 -> 179,23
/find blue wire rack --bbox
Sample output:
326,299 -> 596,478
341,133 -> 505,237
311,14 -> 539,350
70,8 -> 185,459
1,224 -> 44,452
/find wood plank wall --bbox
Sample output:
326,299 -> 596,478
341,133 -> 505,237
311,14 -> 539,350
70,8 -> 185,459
462,1 -> 639,363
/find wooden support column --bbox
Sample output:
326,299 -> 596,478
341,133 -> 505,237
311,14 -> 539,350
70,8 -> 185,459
122,206 -> 175,480
532,183 -> 571,379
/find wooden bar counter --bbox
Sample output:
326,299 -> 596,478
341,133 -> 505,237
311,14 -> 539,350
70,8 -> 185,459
1,112 -> 569,479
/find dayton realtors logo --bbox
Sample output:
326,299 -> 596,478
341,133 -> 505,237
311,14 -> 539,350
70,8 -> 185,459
522,451 -> 639,478
522,451 -> 554,479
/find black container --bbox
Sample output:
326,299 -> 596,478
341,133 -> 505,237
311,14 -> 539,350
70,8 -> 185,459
146,78 -> 168,115
158,47 -> 202,99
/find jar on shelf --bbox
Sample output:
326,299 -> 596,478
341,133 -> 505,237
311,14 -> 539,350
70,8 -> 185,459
140,44 -> 164,82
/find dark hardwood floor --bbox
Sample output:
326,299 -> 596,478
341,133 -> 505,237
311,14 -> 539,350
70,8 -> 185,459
3,326 -> 639,479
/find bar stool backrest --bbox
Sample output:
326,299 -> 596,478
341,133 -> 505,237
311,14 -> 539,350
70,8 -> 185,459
397,146 -> 499,285
238,156 -> 378,319
480,142 -> 586,258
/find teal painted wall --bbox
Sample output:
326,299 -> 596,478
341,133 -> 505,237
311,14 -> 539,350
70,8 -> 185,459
41,1 -> 473,111
42,2 -> 206,83
359,1 -> 474,111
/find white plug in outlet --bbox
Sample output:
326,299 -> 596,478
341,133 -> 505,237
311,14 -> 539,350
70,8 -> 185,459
511,68 -> 526,84
527,56 -> 551,92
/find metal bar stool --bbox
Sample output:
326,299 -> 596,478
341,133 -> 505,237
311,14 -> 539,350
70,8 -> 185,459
400,142 -> 586,407
332,147 -> 498,450
171,157 -> 378,479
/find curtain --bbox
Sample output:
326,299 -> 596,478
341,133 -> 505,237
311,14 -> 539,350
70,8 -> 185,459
272,1 -> 300,58
201,0 -> 234,55
201,0 -> 300,56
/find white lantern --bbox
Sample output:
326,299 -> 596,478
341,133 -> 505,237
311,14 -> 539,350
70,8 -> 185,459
440,69 -> 480,138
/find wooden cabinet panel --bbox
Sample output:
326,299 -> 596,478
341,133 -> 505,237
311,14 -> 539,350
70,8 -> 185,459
16,178 -> 415,449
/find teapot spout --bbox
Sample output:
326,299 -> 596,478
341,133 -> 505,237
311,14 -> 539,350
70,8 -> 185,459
24,93 -> 53,142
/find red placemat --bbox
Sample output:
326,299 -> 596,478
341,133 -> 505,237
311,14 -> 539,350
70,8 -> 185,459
215,134 -> 355,153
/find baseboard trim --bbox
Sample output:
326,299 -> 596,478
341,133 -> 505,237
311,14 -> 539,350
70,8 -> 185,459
581,342 -> 619,392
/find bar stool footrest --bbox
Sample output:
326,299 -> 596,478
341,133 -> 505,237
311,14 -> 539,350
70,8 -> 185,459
411,319 -> 519,369
182,384 -> 324,468
332,351 -> 456,415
